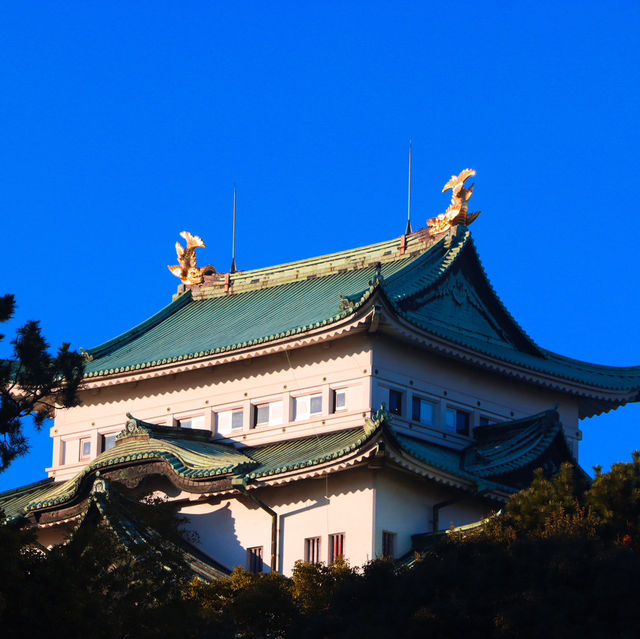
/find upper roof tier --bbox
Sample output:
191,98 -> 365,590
84,226 -> 640,418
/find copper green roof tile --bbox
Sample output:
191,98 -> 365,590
82,227 -> 640,419
0,478 -> 55,521
85,256 -> 414,377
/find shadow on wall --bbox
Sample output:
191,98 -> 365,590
278,496 -> 329,572
186,503 -> 246,572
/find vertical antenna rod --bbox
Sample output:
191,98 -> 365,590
406,140 -> 413,235
231,183 -> 238,273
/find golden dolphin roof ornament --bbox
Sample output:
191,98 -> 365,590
168,231 -> 212,285
427,168 -> 481,235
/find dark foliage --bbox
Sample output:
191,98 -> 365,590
5,457 -> 640,637
0,294 -> 84,471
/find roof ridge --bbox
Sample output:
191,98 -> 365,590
190,229 -> 438,299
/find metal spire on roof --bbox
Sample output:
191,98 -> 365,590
230,183 -> 238,273
406,141 -> 413,235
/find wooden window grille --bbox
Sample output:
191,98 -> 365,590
328,533 -> 344,563
247,546 -> 263,573
382,531 -> 396,558
304,536 -> 321,564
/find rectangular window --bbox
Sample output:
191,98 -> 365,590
382,531 -> 396,558
304,536 -> 321,564
255,401 -> 283,427
334,389 -> 347,411
60,440 -> 68,465
294,394 -> 323,421
445,408 -> 470,436
80,438 -> 91,460
328,533 -> 344,563
217,409 -> 244,435
178,416 -> 206,429
101,434 -> 117,452
389,389 -> 402,416
247,546 -> 263,574
412,396 -> 436,426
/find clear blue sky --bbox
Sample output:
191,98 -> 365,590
1,2 -> 639,491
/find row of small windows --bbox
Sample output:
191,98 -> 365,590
62,433 -> 117,464
180,389 -> 348,435
61,390 -> 349,465
389,389 -> 497,437
247,533 -> 347,573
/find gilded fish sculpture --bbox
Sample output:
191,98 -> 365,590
428,168 -> 481,235
168,231 -> 210,285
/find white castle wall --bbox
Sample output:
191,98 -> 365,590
370,336 -> 581,458
50,335 -> 374,481
178,468 -> 375,576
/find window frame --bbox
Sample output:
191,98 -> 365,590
304,536 -> 321,564
247,546 -> 264,574
254,400 -> 284,428
216,408 -> 244,435
328,532 -> 345,563
382,531 -> 396,558
293,393 -> 323,422
332,388 -> 347,412
411,395 -> 437,427
101,433 -> 118,452
388,389 -> 403,416
177,415 -> 206,430
445,406 -> 471,436
79,437 -> 91,460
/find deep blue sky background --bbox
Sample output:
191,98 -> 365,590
1,2 -> 639,491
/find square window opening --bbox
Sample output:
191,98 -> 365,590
328,533 -> 344,563
178,415 -> 206,430
101,434 -> 117,452
333,389 -> 347,411
412,397 -> 436,427
382,531 -> 396,558
445,408 -> 470,436
254,401 -> 283,427
294,395 -> 322,422
217,409 -> 244,435
247,546 -> 263,574
80,438 -> 91,460
389,389 -> 402,416
304,536 -> 321,564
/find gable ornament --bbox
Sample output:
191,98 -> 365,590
428,169 -> 481,235
168,231 -> 214,285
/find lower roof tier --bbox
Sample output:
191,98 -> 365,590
0,408 -> 583,522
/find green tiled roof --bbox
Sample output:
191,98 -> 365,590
85,255 -> 412,378
82,227 -> 640,417
0,409 -> 580,519
82,481 -> 229,580
0,478 -> 55,521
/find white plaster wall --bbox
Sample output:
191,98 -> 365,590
371,336 -> 581,458
50,335 -> 374,480
179,468 -> 375,576
373,468 -> 489,558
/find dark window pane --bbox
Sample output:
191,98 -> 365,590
456,410 -> 470,436
412,397 -> 420,421
389,390 -> 402,416
247,546 -> 263,573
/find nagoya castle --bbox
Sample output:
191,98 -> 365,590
3,169 -> 639,578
